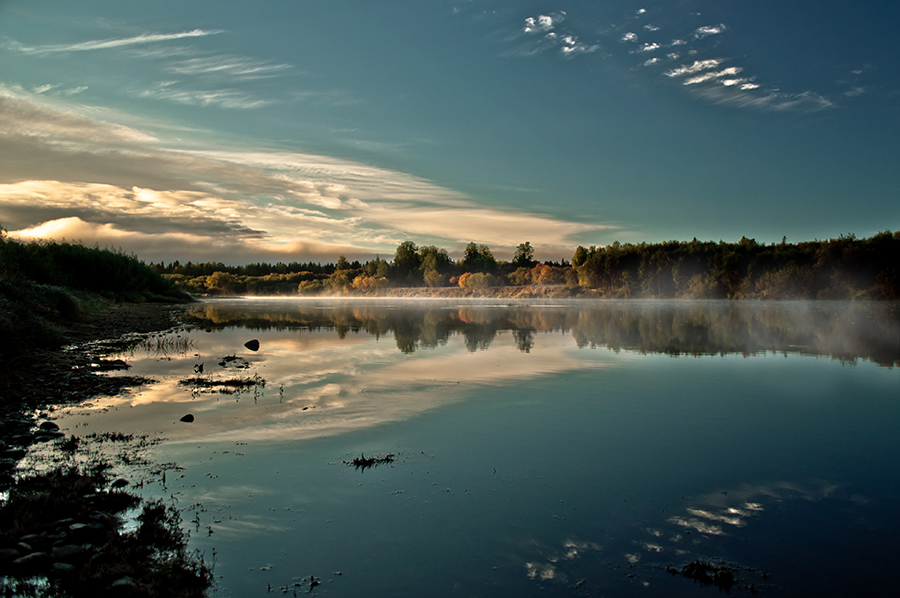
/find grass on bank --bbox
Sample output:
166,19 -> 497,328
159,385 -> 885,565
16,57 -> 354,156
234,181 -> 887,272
0,233 -> 191,358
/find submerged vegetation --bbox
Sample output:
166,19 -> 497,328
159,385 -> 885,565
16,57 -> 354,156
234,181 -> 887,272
155,232 -> 900,300
0,464 -> 211,597
344,453 -> 395,471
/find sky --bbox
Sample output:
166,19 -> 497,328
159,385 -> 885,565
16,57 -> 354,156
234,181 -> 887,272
1,0 -> 898,264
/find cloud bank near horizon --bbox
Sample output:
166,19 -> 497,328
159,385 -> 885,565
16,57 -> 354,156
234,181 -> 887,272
0,86 -> 612,263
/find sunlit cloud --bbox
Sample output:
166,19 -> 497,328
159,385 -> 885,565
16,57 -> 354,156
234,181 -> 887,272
693,24 -> 727,39
500,8 -> 835,114
8,216 -> 361,264
0,88 -> 611,262
683,66 -> 743,85
359,205 -> 610,249
559,35 -> 599,57
665,59 -> 724,78
516,12 -> 597,58
524,14 -> 562,34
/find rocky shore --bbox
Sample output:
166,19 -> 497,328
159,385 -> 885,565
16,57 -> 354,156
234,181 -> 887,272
0,301 -> 210,597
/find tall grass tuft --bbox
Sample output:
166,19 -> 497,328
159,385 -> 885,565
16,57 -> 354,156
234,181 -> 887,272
0,235 -> 174,297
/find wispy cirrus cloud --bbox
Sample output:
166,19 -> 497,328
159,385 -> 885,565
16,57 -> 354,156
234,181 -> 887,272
4,25 -> 291,111
32,84 -> 88,96
136,82 -> 275,109
0,84 -> 158,144
5,29 -> 222,56
165,55 -> 292,80
691,86 -> 834,112
0,87 -> 610,262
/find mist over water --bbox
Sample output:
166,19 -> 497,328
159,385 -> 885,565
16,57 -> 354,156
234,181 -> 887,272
187,297 -> 900,365
30,299 -> 900,597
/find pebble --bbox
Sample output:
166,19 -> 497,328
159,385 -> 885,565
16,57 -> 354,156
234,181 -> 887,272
111,576 -> 137,590
53,562 -> 75,573
19,533 -> 45,547
54,518 -> 76,530
0,448 -> 26,460
8,434 -> 33,446
12,552 -> 51,570
51,545 -> 88,562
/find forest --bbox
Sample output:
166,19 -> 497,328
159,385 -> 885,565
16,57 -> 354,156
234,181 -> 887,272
153,232 -> 900,300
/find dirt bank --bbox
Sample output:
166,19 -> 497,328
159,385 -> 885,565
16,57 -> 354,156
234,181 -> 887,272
1,302 -> 189,416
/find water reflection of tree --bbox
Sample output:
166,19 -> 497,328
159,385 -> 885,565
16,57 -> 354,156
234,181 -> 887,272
183,301 -> 899,366
514,329 -> 535,353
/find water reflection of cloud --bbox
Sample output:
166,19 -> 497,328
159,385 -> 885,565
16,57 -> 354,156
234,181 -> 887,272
194,339 -> 605,444
524,479 -> 853,592
525,562 -> 560,581
525,538 -> 600,583
60,326 -> 607,445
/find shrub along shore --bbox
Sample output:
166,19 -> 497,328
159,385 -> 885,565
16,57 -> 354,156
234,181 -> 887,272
155,232 -> 900,301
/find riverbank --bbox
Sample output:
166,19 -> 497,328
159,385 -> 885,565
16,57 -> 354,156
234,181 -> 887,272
1,300 -> 211,597
1,302 -> 189,416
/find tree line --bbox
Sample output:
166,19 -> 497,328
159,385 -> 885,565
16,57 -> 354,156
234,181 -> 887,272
158,232 -> 900,300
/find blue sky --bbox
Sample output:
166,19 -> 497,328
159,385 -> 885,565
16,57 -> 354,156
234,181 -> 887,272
1,0 -> 897,263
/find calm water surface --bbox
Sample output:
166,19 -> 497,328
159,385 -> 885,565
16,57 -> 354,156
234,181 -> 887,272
31,299 -> 900,597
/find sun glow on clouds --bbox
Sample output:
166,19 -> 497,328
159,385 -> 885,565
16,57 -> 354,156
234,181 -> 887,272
0,87 -> 609,263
